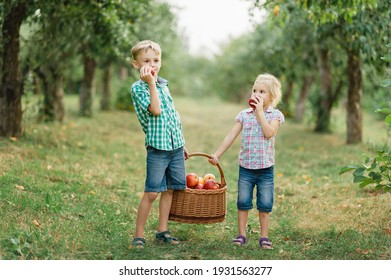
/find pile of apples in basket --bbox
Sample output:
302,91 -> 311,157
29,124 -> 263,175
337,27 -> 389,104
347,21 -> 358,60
186,173 -> 221,190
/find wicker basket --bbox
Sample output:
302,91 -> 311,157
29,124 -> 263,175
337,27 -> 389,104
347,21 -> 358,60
169,152 -> 227,224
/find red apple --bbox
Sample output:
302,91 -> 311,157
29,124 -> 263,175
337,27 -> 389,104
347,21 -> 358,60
203,179 -> 216,190
203,173 -> 216,182
186,173 -> 199,188
248,97 -> 256,109
195,183 -> 203,189
151,69 -> 155,76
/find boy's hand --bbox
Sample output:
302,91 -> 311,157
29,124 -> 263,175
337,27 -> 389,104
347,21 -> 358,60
184,146 -> 190,160
139,65 -> 155,84
208,154 -> 219,166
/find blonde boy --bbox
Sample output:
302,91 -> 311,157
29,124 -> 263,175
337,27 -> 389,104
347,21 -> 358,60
130,40 -> 189,247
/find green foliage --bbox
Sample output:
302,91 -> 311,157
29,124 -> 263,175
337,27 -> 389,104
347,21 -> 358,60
340,43 -> 391,191
115,84 -> 134,111
340,150 -> 391,191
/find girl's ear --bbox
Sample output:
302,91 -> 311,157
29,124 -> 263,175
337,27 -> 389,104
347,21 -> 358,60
132,60 -> 140,69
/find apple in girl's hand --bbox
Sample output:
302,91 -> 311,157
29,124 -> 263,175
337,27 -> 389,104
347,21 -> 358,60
186,173 -> 199,188
248,97 -> 256,109
151,69 -> 155,76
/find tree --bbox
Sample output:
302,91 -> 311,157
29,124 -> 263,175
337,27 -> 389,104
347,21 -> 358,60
0,0 -> 26,137
250,0 -> 390,144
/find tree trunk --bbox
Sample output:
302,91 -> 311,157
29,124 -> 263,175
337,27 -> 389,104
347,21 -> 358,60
0,1 -> 26,137
314,47 -> 333,132
100,65 -> 111,111
54,77 -> 65,122
119,66 -> 128,81
281,80 -> 294,117
35,68 -> 65,122
346,50 -> 362,144
79,53 -> 97,117
295,75 -> 314,123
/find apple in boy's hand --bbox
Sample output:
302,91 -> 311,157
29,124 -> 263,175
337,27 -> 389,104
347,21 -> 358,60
151,69 -> 155,76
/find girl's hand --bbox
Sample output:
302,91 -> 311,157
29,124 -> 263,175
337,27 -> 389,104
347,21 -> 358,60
208,154 -> 219,166
253,95 -> 264,110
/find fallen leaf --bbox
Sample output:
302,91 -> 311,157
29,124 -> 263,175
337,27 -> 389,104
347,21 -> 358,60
32,219 -> 41,228
15,185 -> 25,191
385,228 -> 391,236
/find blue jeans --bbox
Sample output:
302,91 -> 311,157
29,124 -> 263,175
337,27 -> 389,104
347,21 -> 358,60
237,166 -> 274,212
145,146 -> 186,192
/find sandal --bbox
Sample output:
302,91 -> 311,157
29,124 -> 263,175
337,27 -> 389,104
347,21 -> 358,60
155,230 -> 179,245
130,237 -> 145,248
259,237 -> 273,249
232,235 -> 247,246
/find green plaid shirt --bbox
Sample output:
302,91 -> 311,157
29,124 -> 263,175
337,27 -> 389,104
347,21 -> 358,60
130,77 -> 185,151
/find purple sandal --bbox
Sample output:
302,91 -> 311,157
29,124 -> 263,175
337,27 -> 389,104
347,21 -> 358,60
232,235 -> 247,246
259,237 -> 273,249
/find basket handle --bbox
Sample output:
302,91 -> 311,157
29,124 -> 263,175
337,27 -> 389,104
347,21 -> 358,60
186,152 -> 226,188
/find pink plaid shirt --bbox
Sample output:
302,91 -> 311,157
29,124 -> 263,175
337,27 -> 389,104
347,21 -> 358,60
236,106 -> 284,169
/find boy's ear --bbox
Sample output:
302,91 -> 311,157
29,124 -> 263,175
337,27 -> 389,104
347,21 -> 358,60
132,60 -> 140,69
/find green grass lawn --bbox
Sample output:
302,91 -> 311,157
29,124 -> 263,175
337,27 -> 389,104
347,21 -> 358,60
0,95 -> 390,260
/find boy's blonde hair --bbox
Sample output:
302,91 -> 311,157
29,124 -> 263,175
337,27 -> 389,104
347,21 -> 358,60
131,40 -> 161,60
254,73 -> 282,107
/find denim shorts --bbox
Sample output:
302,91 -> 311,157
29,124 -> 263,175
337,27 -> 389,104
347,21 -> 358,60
237,165 -> 274,212
145,146 -> 186,192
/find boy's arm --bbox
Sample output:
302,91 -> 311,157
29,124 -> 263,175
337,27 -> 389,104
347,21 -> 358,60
140,65 -> 161,116
147,82 -> 161,116
209,121 -> 242,165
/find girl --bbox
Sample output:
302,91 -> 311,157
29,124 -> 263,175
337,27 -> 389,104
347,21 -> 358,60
209,73 -> 284,249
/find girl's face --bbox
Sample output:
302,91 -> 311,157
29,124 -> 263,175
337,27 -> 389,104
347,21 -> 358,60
132,48 -> 161,75
251,81 -> 273,108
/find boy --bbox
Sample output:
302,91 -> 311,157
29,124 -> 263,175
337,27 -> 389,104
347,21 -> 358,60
130,40 -> 188,248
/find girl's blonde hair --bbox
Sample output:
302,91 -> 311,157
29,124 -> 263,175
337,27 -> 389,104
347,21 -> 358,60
254,73 -> 282,107
131,40 -> 161,60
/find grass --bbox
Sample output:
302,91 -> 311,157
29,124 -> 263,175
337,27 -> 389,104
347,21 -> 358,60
0,95 -> 390,260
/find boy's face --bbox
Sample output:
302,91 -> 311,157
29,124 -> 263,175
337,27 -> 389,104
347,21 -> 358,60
251,81 -> 272,108
132,48 -> 161,76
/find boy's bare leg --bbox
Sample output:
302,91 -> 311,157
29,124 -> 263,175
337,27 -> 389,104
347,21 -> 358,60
158,190 -> 173,232
134,192 -> 158,238
157,190 -> 179,244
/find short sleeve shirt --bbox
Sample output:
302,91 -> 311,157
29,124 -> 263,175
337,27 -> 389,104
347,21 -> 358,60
236,106 -> 284,169
131,77 -> 185,151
